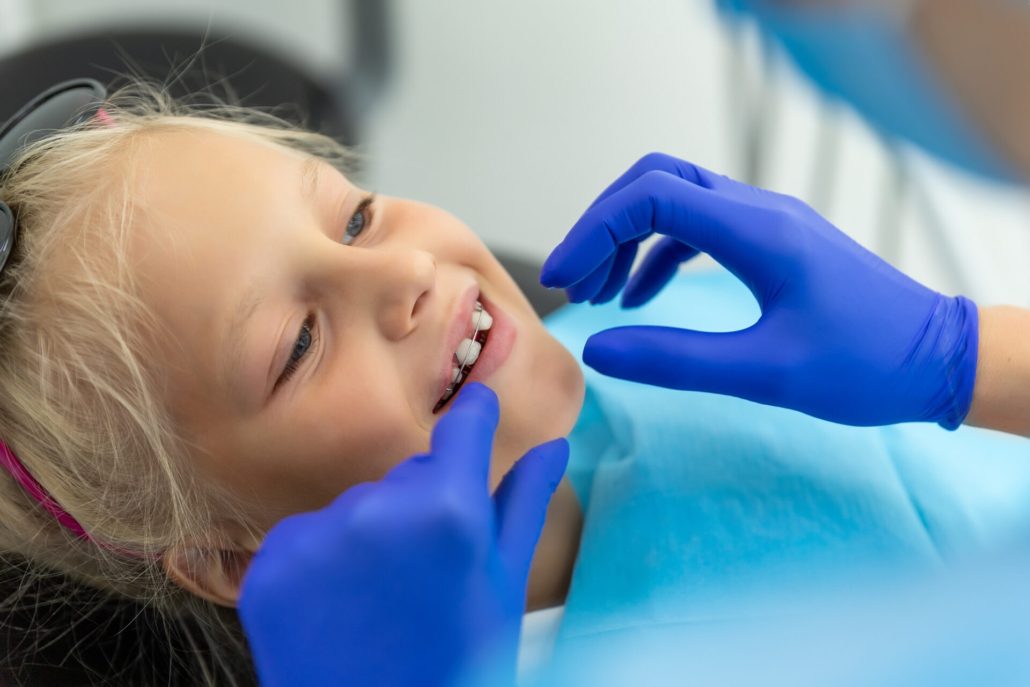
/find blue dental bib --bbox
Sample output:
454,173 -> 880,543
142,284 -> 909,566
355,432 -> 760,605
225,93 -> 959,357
537,269 -> 1030,681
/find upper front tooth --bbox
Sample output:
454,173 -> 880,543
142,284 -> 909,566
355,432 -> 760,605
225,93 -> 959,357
471,307 -> 493,331
455,338 -> 482,367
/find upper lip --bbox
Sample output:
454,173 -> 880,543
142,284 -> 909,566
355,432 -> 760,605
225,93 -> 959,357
435,283 -> 481,405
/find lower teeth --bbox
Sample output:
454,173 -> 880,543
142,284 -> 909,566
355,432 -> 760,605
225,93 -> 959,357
434,328 -> 490,412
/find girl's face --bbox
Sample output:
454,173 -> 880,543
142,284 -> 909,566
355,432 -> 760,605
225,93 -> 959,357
130,127 -> 584,535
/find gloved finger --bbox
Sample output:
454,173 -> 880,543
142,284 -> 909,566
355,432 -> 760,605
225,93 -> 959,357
541,170 -> 776,292
429,382 -> 500,488
492,437 -> 570,579
584,151 -> 707,210
583,325 -> 774,402
621,237 -> 699,309
590,241 -> 639,305
545,153 -> 740,291
566,252 -> 615,304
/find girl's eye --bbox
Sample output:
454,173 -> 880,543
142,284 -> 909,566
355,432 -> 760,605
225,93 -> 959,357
276,314 -> 318,390
342,194 -> 376,245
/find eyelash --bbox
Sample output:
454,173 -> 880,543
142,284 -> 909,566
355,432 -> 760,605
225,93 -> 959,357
343,193 -> 376,245
277,314 -> 318,390
275,195 -> 376,391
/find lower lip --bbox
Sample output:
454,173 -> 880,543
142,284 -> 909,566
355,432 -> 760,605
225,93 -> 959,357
434,293 -> 516,413
464,293 -> 515,388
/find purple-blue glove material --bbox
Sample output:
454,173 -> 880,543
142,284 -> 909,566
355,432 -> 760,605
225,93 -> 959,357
540,153 -> 978,429
238,382 -> 569,687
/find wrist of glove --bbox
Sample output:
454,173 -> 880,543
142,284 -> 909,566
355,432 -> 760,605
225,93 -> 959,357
914,294 -> 978,430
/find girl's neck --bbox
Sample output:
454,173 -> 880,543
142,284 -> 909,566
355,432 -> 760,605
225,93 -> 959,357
525,381 -> 618,611
525,478 -> 583,611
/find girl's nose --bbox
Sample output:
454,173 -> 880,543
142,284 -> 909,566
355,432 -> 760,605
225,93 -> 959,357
351,248 -> 436,341
377,249 -> 435,340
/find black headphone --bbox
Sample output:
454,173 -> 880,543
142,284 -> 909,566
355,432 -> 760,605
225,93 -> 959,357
0,78 -> 108,275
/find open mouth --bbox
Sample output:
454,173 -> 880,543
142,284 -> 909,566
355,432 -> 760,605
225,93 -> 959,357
432,299 -> 492,413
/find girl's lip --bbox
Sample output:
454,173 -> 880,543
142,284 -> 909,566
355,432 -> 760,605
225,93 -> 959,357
461,291 -> 515,388
434,283 -> 480,408
432,288 -> 516,413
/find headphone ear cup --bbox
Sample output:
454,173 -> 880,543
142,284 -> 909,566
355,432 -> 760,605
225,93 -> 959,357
0,79 -> 108,278
0,201 -> 14,274
0,78 -> 107,175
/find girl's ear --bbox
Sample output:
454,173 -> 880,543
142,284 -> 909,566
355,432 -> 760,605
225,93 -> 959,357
162,543 -> 257,609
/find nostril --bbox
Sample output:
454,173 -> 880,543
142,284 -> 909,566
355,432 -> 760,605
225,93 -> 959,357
411,291 -> 428,319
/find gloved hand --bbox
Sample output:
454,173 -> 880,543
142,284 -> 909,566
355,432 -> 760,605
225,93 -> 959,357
540,152 -> 978,429
238,382 -> 570,687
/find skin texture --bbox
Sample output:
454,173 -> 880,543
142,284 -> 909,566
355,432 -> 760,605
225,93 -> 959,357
776,0 -> 1030,179
965,306 -> 1030,438
909,0 -> 1030,180
125,127 -> 585,611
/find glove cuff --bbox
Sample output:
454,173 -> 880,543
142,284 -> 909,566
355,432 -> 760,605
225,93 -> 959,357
935,295 -> 979,431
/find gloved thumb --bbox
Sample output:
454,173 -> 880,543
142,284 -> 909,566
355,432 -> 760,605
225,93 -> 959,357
584,325 -> 771,401
492,438 -> 570,579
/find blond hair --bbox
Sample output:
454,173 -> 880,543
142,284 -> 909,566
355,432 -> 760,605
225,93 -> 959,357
0,72 -> 357,685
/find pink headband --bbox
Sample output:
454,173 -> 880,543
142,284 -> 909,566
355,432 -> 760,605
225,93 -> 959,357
0,439 -> 155,559
0,439 -> 90,538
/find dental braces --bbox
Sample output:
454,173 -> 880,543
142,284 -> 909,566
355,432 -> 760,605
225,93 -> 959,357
444,302 -> 488,396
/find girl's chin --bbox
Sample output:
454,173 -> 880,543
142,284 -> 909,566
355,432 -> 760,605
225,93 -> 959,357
514,341 -> 584,436
556,349 -> 587,432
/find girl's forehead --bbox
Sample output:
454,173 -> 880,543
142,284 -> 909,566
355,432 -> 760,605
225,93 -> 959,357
152,131 -> 354,210
130,130 -> 325,232
126,131 -> 291,323
140,126 -> 307,179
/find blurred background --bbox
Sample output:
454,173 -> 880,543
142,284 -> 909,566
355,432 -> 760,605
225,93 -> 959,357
0,2 -> 1027,683
1,0 -> 1028,309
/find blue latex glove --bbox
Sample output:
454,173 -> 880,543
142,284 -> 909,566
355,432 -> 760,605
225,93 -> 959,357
238,382 -> 570,687
540,153 -> 978,429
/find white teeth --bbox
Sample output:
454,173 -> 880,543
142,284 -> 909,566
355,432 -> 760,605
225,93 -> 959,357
437,303 -> 493,410
455,338 -> 482,367
472,307 -> 493,331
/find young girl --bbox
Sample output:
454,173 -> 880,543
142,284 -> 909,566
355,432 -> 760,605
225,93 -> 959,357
0,75 -> 585,685
3,76 -> 1030,686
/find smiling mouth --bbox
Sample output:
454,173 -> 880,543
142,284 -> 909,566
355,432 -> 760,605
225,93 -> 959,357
433,300 -> 492,413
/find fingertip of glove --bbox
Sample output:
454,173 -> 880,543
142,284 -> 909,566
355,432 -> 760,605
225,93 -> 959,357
551,437 -> 570,470
453,382 -> 499,417
542,436 -> 570,461
530,437 -> 571,488
540,252 -> 567,288
620,290 -> 645,309
582,333 -> 618,369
